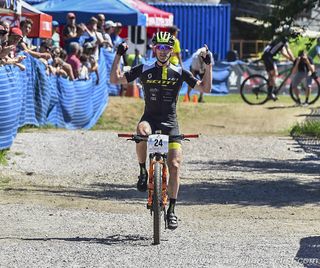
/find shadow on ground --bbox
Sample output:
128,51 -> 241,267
0,234 -> 151,246
3,157 -> 320,208
295,236 -> 320,268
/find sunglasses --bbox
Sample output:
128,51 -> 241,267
155,44 -> 172,51
0,30 -> 7,35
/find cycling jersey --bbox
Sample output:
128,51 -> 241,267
125,62 -> 198,127
263,36 -> 288,57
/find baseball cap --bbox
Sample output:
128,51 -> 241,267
105,20 -> 116,28
52,21 -> 59,27
10,27 -> 23,37
67,12 -> 75,19
83,42 -> 94,49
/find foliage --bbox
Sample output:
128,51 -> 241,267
258,0 -> 318,40
290,120 -> 320,138
0,149 -> 8,165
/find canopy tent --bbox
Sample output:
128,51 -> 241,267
0,0 -> 52,38
124,0 -> 173,27
33,0 -> 146,26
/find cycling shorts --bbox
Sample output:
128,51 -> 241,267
262,53 -> 276,72
139,114 -> 181,150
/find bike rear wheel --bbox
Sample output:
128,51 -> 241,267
153,162 -> 162,245
240,74 -> 269,105
289,75 -> 320,105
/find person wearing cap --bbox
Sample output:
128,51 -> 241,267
63,12 -> 77,50
2,27 -> 26,70
168,25 -> 183,67
111,22 -> 123,49
51,21 -> 60,48
104,20 -> 115,51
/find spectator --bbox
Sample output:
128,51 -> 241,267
66,42 -> 81,79
96,14 -> 106,36
5,27 -> 26,70
78,54 -> 89,80
20,18 -> 33,49
291,49 -> 315,106
104,20 -> 115,51
51,21 -> 60,48
168,25 -> 183,67
80,17 -> 101,60
111,22 -> 123,49
187,47 -> 214,103
19,19 -> 51,60
0,20 -> 10,33
0,25 -> 13,60
83,42 -> 99,84
62,12 -> 78,50
52,47 -> 74,80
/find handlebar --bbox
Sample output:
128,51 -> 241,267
118,133 -> 199,141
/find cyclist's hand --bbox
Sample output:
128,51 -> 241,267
200,44 -> 212,65
117,42 -> 128,56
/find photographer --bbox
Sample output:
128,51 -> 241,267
291,49 -> 315,106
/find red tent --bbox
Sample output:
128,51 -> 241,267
124,0 -> 173,27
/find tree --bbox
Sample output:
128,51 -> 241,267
259,0 -> 318,39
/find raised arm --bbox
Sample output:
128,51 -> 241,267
110,42 -> 129,84
193,45 -> 213,93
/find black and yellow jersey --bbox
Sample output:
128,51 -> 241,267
125,62 -> 198,127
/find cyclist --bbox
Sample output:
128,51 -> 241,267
291,49 -> 315,106
110,31 -> 212,230
262,28 -> 295,100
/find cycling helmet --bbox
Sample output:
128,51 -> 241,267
152,31 -> 175,47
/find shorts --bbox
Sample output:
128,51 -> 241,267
262,53 -> 276,72
291,72 -> 312,88
139,114 -> 181,149
190,67 -> 205,79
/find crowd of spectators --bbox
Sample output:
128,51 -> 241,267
0,12 -> 125,82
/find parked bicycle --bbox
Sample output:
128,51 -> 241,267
240,64 -> 320,105
118,132 -> 199,245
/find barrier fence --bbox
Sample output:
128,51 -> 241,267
0,48 -> 120,150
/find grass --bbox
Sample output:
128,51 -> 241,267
94,94 -> 312,136
290,120 -> 320,138
0,150 -> 8,165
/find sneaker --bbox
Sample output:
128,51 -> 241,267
302,102 -> 309,107
167,212 -> 178,230
268,93 -> 278,101
137,173 -> 148,192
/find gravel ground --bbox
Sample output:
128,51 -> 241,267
0,130 -> 320,268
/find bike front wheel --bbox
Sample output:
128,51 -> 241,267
240,74 -> 269,105
289,75 -> 320,105
153,161 -> 162,245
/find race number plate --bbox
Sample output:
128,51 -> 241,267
147,134 -> 169,154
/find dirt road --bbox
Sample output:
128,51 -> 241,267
0,131 -> 319,267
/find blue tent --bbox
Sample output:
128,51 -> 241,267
33,0 -> 146,26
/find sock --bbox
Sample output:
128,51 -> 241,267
139,162 -> 147,175
168,198 -> 176,214
268,86 -> 274,95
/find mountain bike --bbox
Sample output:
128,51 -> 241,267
240,65 -> 320,105
118,132 -> 199,245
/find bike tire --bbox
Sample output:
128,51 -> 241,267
153,161 -> 162,245
240,74 -> 269,105
289,76 -> 320,105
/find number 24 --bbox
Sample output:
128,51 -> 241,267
154,139 -> 163,147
